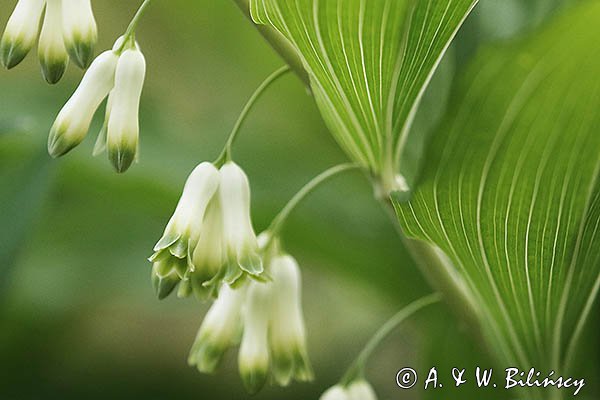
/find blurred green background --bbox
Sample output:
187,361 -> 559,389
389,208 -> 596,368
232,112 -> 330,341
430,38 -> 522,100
0,1 -> 596,399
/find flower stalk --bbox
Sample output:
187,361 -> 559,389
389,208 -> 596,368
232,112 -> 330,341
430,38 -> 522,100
118,0 -> 153,53
214,65 -> 291,166
339,293 -> 441,385
266,163 -> 361,240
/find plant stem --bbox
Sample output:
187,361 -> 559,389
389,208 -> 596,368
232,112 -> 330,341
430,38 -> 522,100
116,0 -> 152,53
124,0 -> 152,39
340,293 -> 442,385
267,163 -> 361,238
232,0 -> 310,85
214,66 -> 291,165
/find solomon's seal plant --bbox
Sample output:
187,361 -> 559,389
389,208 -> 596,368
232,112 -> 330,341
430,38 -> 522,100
3,0 -> 600,399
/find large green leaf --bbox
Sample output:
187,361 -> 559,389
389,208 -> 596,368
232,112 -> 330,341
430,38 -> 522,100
249,0 -> 477,190
394,1 -> 600,374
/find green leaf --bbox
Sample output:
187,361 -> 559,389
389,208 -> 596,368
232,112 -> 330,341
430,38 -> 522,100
249,0 -> 478,191
394,1 -> 600,373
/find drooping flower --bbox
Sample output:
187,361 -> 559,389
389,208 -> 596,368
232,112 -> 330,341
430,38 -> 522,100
187,284 -> 246,373
218,162 -> 263,276
186,161 -> 263,299
0,0 -> 45,69
38,0 -> 69,83
268,254 -> 313,386
238,279 -> 272,394
0,0 -> 97,79
150,162 -> 220,298
106,47 -> 146,172
61,0 -> 97,68
187,245 -> 312,394
48,36 -> 147,170
47,49 -> 118,157
320,380 -> 378,400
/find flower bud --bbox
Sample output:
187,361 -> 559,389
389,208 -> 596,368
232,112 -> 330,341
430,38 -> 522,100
154,162 -> 220,256
347,380 -> 377,400
219,162 -> 262,276
106,48 -> 146,173
38,0 -> 69,84
0,0 -> 45,69
320,380 -> 377,400
320,386 -> 350,400
92,38 -> 138,157
239,281 -> 271,394
150,163 -> 221,299
188,284 -> 245,373
47,50 -> 118,157
62,0 -> 97,68
269,254 -> 313,386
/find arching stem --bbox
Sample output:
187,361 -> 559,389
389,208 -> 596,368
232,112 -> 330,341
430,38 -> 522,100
116,0 -> 153,53
214,65 -> 291,166
340,293 -> 442,385
266,163 -> 361,240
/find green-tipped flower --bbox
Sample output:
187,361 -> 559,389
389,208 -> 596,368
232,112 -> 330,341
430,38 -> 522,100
62,0 -> 97,68
0,0 -> 45,69
189,197 -> 225,298
150,251 -> 187,300
38,0 -> 69,84
188,284 -> 246,373
150,162 -> 220,298
269,254 -> 313,386
186,239 -> 312,394
218,162 -> 263,276
105,47 -> 146,173
320,380 -> 378,400
239,280 -> 271,395
48,50 -> 118,157
185,161 -> 262,298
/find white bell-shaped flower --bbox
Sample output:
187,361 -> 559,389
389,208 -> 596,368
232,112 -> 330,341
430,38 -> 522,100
154,162 -> 220,256
320,385 -> 350,400
62,0 -> 97,68
38,0 -> 69,84
150,162 -> 220,299
92,36 -> 130,157
189,198 -> 226,299
320,380 -> 377,400
105,47 -> 146,173
0,0 -> 45,69
188,284 -> 245,373
48,50 -> 118,157
347,380 -> 378,400
219,162 -> 263,276
269,254 -> 313,386
239,280 -> 271,394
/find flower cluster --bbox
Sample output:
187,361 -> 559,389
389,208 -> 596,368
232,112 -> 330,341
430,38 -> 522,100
188,250 -> 313,394
150,161 -> 263,300
1,0 -> 97,83
47,36 -> 146,172
320,380 -> 378,400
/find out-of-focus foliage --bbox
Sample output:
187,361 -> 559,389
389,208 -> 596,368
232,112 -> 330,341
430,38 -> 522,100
0,1 -> 596,400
